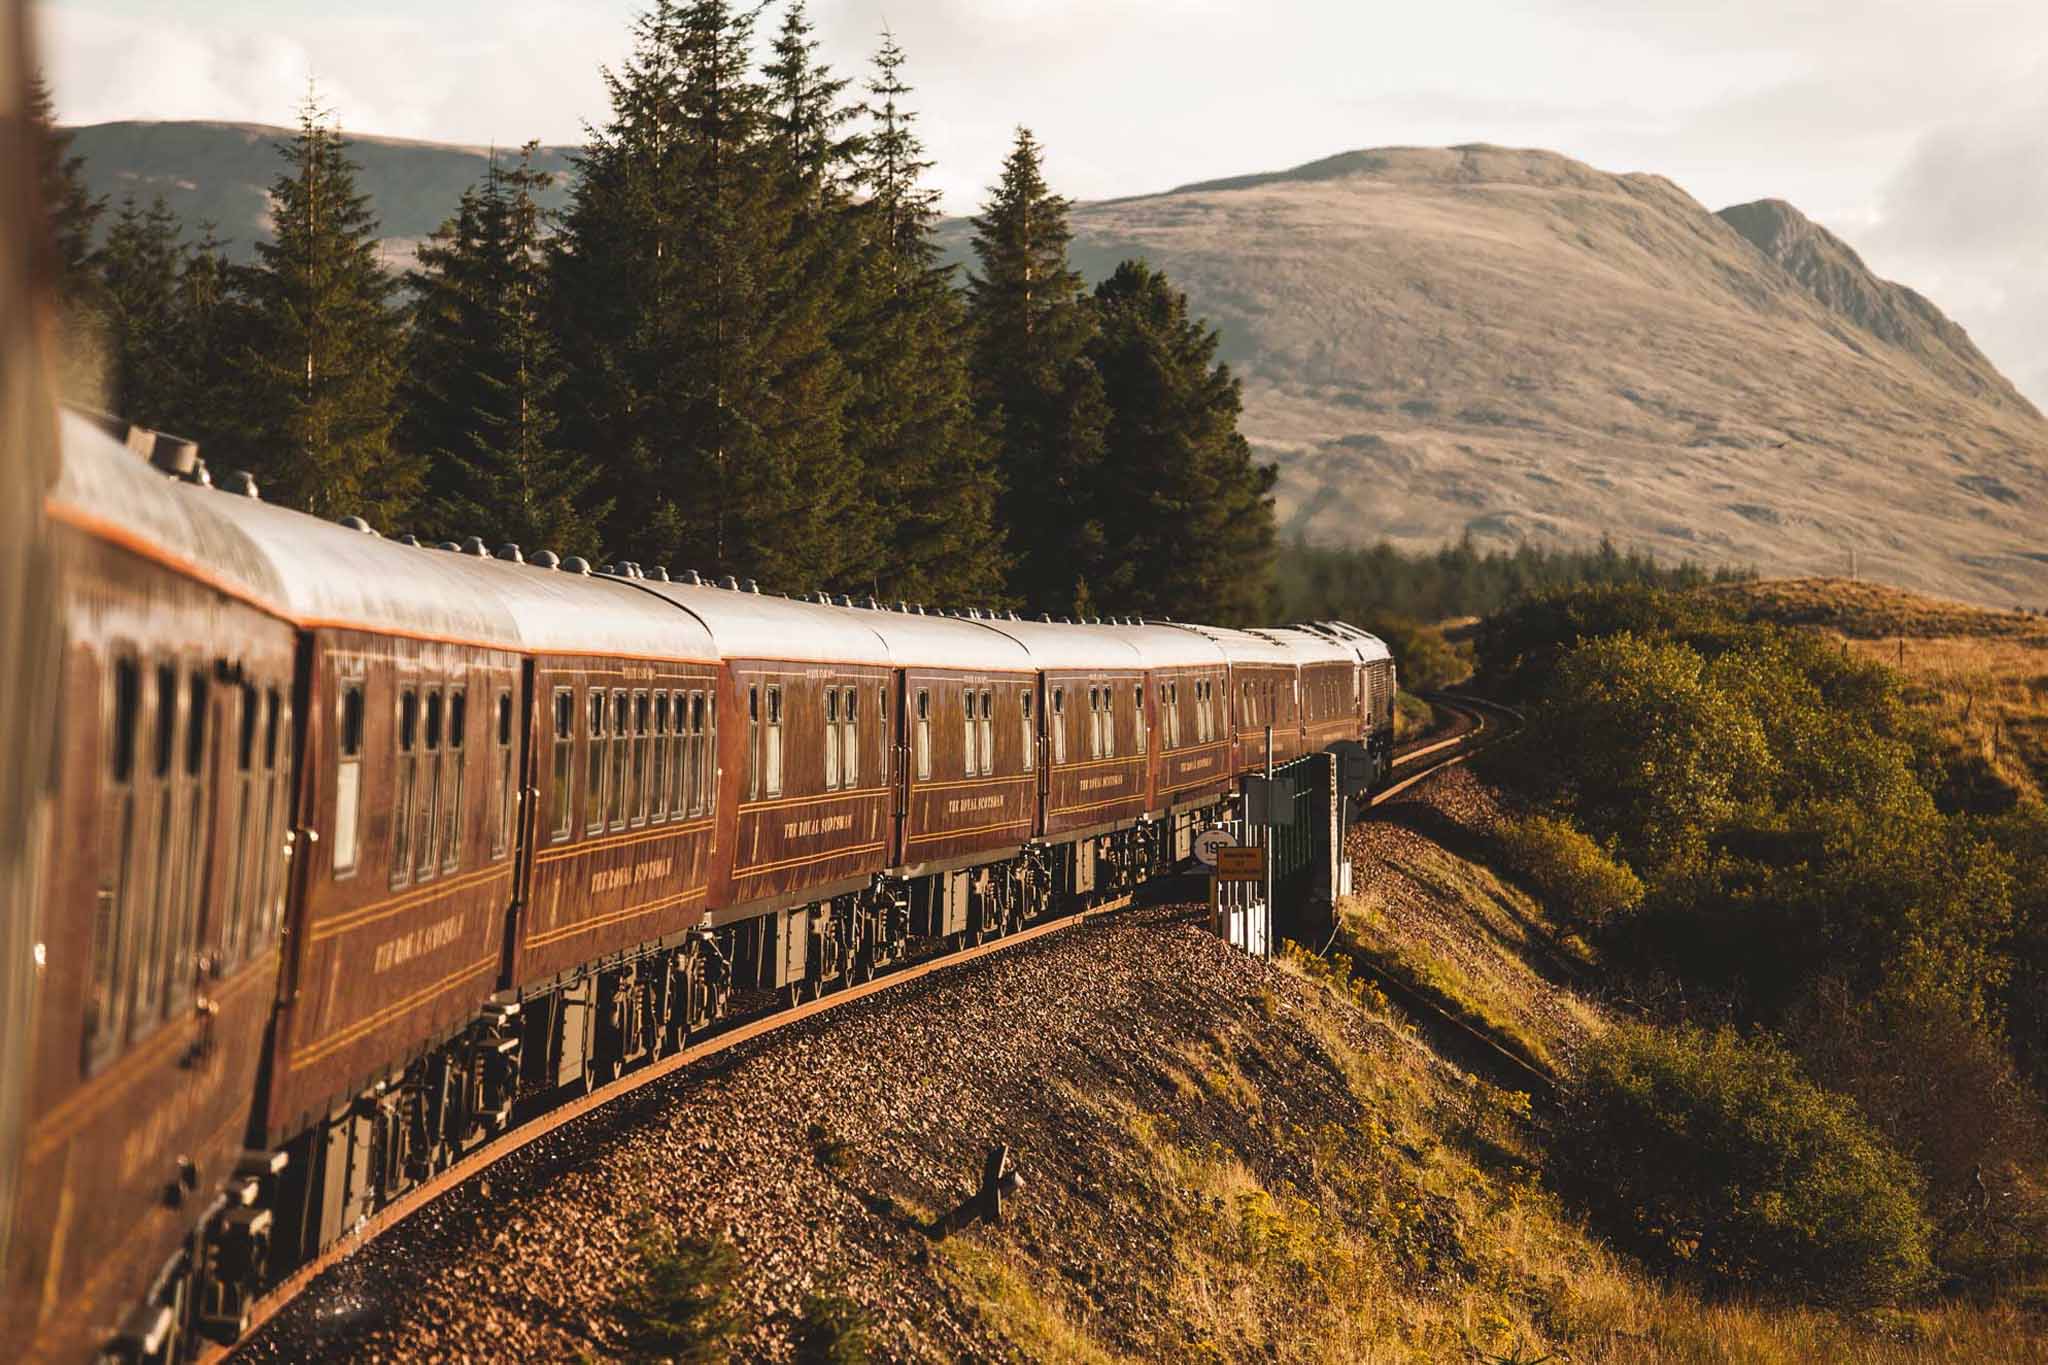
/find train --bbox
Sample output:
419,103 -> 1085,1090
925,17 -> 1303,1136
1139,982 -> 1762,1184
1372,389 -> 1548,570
0,410 -> 1395,1363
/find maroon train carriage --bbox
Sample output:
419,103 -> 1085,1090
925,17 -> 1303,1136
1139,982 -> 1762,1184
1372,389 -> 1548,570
1085,621 -> 1234,863
4,410 -> 1400,1365
1304,621 -> 1398,797
10,415 -> 311,1364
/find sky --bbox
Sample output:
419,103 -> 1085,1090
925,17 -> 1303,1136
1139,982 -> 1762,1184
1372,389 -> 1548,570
36,0 -> 2048,404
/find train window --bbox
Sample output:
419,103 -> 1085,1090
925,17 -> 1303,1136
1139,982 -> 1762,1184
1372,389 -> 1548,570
1165,682 -> 1180,750
87,655 -> 142,1064
843,687 -> 859,788
746,685 -> 760,800
586,689 -> 607,836
168,669 -> 209,1012
220,682 -> 256,969
333,680 -> 365,877
1135,685 -> 1147,754
1020,689 -> 1035,771
1085,687 -> 1098,760
825,687 -> 842,790
551,689 -> 574,842
631,691 -> 651,827
490,691 -> 512,861
390,686 -> 418,886
135,762 -> 174,1036
650,694 -> 670,823
253,687 -> 287,949
442,689 -> 467,873
764,685 -> 783,799
977,689 -> 992,777
153,663 -> 176,778
680,692 -> 695,815
1051,687 -> 1067,764
915,688 -> 931,781
415,689 -> 442,884
694,692 -> 713,817
609,690 -> 630,829
962,687 -> 975,776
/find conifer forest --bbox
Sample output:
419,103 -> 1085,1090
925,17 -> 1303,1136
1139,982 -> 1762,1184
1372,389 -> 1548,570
34,0 -> 1289,623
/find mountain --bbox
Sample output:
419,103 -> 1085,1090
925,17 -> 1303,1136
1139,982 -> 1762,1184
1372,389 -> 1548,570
65,120 -> 577,265
62,125 -> 2048,607
940,144 -> 2046,607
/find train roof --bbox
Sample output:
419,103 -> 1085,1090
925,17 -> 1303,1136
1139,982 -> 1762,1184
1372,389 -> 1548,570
1309,621 -> 1394,664
867,611 -> 1035,671
1085,621 -> 1231,668
1166,622 -> 1301,666
971,617 -> 1149,670
1254,626 -> 1359,666
619,579 -> 894,666
51,413 -> 718,660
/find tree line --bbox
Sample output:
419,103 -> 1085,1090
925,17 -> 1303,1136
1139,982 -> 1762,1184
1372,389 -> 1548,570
34,0 -> 1277,623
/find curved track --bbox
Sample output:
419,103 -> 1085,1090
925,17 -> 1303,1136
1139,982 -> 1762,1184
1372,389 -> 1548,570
210,698 -> 1510,1362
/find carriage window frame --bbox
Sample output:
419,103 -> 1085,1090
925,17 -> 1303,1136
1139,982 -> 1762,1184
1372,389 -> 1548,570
825,686 -> 843,791
915,688 -> 932,781
962,686 -> 976,777
86,653 -> 142,1066
585,687 -> 608,836
1020,688 -> 1036,772
331,678 -> 366,878
550,687 -> 575,843
440,688 -> 467,874
415,687 -> 443,884
842,686 -> 860,789
763,684 -> 783,799
630,690 -> 651,828
489,689 -> 512,861
391,685 -> 419,889
650,692 -> 670,824
1051,686 -> 1067,764
977,689 -> 993,777
609,689 -> 631,830
165,666 -> 210,1012
746,684 -> 761,800
1135,685 -> 1147,754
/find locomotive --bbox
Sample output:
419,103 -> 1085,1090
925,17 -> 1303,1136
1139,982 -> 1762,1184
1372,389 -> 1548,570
0,410 -> 1394,1363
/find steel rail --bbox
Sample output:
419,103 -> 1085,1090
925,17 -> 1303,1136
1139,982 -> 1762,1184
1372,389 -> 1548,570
206,888 -> 1133,1362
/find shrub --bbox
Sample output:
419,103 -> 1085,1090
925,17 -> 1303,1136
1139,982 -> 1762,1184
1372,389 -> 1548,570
1565,1023 -> 1930,1306
796,1288 -> 874,1364
613,1220 -> 743,1363
1496,813 -> 1643,929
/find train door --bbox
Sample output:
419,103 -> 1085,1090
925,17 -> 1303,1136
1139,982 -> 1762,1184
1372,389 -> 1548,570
505,658 -> 542,979
890,671 -> 909,865
1033,673 -> 1050,837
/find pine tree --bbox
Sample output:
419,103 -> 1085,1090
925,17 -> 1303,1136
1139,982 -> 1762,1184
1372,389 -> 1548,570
227,96 -> 414,523
96,195 -> 185,428
966,128 -> 1108,615
27,72 -> 102,305
29,72 -> 109,401
555,0 -> 868,589
838,32 -> 1005,606
403,147 -> 606,558
164,222 -> 246,455
1088,260 -> 1277,624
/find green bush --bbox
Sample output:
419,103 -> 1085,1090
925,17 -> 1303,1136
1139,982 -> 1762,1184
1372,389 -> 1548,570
1496,813 -> 1643,929
1565,1023 -> 1931,1306
613,1220 -> 743,1363
796,1288 -> 875,1364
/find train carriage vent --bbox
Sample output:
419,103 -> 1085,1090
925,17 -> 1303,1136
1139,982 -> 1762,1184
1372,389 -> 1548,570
461,537 -> 489,556
494,544 -> 523,563
564,557 -> 593,576
222,470 -> 260,499
532,550 -> 561,570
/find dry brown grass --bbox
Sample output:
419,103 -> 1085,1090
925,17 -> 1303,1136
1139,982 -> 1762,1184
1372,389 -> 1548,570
1716,576 -> 2048,802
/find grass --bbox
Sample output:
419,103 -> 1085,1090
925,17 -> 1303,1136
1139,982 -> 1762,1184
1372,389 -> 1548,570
1712,575 -> 2048,804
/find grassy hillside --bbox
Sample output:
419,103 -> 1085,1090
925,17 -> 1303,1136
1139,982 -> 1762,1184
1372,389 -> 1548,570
1713,576 -> 2048,806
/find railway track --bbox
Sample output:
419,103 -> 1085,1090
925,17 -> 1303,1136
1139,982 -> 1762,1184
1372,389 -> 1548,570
212,698 -> 1509,1361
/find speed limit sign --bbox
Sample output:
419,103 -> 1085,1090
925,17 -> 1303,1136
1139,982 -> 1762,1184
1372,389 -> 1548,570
1193,828 -> 1238,868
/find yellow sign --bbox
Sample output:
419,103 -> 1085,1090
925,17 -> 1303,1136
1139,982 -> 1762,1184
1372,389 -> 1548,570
1215,846 -> 1265,881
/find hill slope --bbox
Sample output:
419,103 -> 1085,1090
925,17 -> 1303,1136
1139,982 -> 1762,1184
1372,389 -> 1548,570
65,125 -> 2048,606
65,120 -> 577,266
971,144 -> 2048,607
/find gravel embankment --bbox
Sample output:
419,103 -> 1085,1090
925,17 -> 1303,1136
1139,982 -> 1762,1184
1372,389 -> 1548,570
234,892 -> 1394,1363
